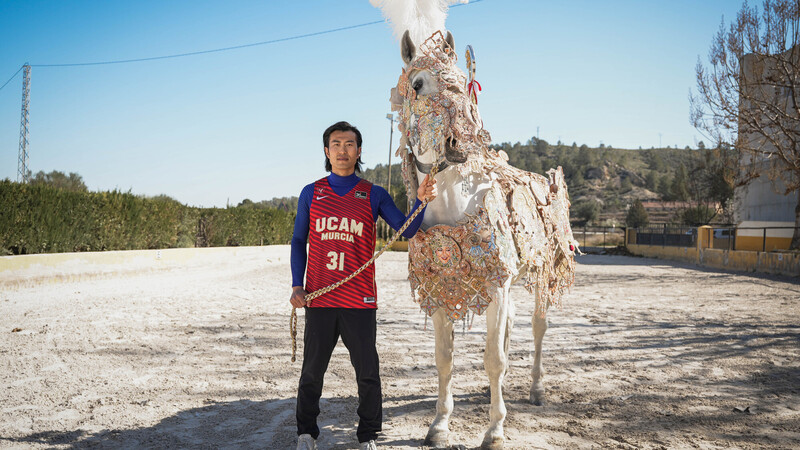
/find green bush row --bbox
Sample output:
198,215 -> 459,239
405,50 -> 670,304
0,180 -> 295,255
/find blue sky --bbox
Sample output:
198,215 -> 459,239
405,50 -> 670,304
0,0 -> 742,207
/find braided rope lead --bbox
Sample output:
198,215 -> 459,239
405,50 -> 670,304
291,165 -> 439,362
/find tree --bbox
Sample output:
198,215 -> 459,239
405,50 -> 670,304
684,146 -> 737,222
658,175 -> 672,199
705,148 -> 736,209
690,0 -> 800,248
534,138 -> 549,155
645,171 -> 658,191
669,164 -> 691,201
681,204 -> 717,226
237,198 -> 255,208
527,157 -> 543,174
620,176 -> 633,192
571,169 -> 586,188
648,151 -> 666,172
29,170 -> 87,192
626,199 -> 649,228
573,200 -> 600,226
575,144 -> 595,167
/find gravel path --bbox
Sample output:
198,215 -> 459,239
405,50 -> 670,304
1,247 -> 798,449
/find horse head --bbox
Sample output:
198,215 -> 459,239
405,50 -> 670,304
392,30 -> 488,177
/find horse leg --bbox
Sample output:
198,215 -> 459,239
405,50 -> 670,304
530,292 -> 548,406
424,309 -> 454,449
503,293 -> 515,378
481,282 -> 512,450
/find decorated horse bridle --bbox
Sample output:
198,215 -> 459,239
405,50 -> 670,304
415,159 -> 448,174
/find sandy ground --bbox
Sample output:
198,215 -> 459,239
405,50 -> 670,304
1,246 -> 799,449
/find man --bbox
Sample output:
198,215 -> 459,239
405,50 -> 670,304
290,121 -> 437,450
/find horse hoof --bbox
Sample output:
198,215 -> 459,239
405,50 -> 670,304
480,436 -> 504,450
530,388 -> 545,406
423,432 -> 448,449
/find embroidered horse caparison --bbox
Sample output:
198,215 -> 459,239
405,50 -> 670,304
396,33 -> 578,321
391,30 -> 579,449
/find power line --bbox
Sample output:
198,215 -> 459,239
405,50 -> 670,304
30,20 -> 385,68
0,65 -> 24,93
0,20 -> 383,92
0,0 -> 485,90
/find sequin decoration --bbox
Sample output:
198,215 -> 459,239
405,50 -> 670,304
483,183 -> 520,276
409,208 -> 508,321
510,184 -> 548,271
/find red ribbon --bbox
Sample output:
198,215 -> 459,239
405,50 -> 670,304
467,79 -> 482,104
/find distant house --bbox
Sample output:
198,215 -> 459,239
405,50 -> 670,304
639,201 -> 693,224
735,47 -> 798,250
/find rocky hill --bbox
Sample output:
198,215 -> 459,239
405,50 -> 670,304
267,138 -> 731,227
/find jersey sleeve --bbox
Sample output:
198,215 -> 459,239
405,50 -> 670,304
290,183 -> 314,287
372,185 -> 425,238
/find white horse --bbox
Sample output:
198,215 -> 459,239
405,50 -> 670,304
391,31 -> 578,449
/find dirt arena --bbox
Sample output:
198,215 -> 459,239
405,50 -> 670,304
1,246 -> 798,449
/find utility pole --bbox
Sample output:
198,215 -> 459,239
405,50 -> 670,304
386,113 -> 395,199
17,64 -> 31,183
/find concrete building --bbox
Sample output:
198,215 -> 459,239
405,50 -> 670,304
735,47 -> 799,250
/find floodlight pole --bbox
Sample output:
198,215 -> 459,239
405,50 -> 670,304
386,113 -> 395,199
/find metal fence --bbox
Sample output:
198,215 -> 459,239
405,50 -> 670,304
632,225 -> 696,247
377,223 -> 627,248
629,225 -> 798,252
701,226 -> 797,252
380,220 -> 797,252
574,226 -> 626,248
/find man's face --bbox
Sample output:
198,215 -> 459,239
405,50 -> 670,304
325,130 -> 361,175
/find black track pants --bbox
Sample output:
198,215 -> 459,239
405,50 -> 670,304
296,307 -> 382,443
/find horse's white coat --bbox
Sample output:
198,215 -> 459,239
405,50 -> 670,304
418,167 -> 489,228
405,44 -> 551,449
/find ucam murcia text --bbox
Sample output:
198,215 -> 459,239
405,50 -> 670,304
315,217 -> 365,243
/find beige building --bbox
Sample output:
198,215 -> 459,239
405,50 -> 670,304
735,47 -> 798,250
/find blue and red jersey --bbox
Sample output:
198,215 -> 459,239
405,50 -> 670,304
306,178 -> 377,308
290,172 -> 425,309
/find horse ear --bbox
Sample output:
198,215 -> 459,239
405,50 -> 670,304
444,31 -> 455,53
401,30 -> 415,64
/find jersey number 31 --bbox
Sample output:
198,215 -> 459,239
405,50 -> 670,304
326,251 -> 345,271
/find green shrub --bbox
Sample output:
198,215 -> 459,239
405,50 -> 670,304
0,180 -> 294,255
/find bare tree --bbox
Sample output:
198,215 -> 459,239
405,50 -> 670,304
690,0 -> 800,249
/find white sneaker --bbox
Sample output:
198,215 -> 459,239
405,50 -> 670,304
359,440 -> 377,450
297,433 -> 317,450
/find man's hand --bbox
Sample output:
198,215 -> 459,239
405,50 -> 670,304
417,174 -> 438,202
290,286 -> 308,308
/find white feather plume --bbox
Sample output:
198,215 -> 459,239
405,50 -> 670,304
370,0 -> 467,46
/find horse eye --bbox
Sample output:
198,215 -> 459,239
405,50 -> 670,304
413,79 -> 423,91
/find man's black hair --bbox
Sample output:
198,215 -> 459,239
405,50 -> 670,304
323,121 -> 364,173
